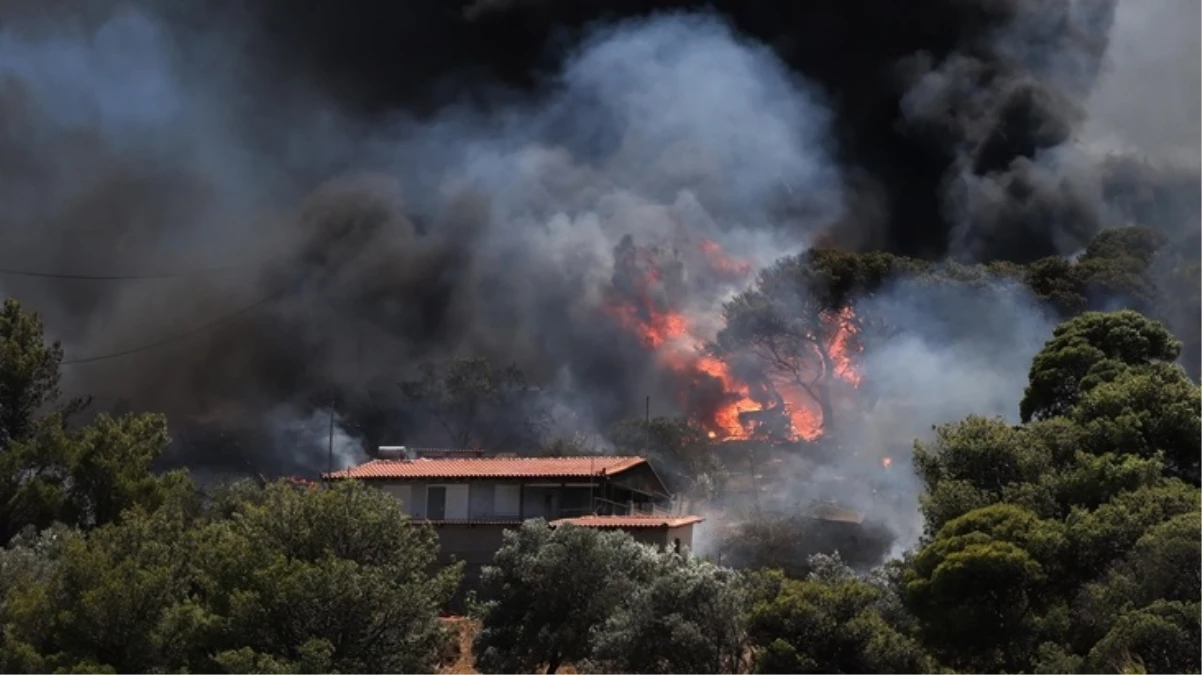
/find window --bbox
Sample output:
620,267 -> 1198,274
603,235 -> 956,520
426,484 -> 469,520
388,485 -> 412,515
427,486 -> 446,520
446,484 -> 469,519
673,538 -> 682,554
495,485 -> 521,518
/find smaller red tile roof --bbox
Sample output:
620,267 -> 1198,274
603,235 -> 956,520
284,476 -> 319,490
323,455 -> 647,480
422,519 -> 524,526
550,515 -> 705,529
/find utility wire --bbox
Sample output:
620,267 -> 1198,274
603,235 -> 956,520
0,262 -> 262,281
61,292 -> 281,365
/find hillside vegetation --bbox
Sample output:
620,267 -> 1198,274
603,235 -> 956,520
0,230 -> 1198,673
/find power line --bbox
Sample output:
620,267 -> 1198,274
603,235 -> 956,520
61,292 -> 281,365
0,262 -> 260,281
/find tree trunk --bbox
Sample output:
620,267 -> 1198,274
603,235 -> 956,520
545,655 -> 562,674
817,382 -> 836,438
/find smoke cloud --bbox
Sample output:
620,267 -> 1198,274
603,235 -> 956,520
0,0 -> 1196,558
0,4 -> 843,471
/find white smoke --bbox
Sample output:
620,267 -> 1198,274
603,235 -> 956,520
264,406 -> 367,473
0,2 -> 1194,569
1082,0 -> 1201,168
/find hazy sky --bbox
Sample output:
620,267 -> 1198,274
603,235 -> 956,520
1084,0 -> 1201,167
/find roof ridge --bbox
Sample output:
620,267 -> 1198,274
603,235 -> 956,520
371,454 -> 645,461
324,455 -> 652,481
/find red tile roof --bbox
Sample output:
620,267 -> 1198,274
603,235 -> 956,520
550,514 -> 705,529
323,455 -> 647,480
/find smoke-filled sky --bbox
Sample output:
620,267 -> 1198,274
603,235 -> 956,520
0,0 -> 1197,483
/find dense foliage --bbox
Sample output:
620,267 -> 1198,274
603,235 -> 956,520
0,300 -> 461,672
472,520 -> 745,674
0,224 -> 1197,674
0,479 -> 459,673
468,227 -> 1202,672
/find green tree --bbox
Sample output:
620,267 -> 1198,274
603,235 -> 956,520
0,298 -> 66,446
195,480 -> 459,674
745,557 -> 932,674
903,309 -> 1200,672
1070,361 -> 1201,483
1020,310 -> 1182,423
472,521 -> 659,674
1083,600 -> 1201,675
904,504 -> 1068,672
0,501 -> 199,673
913,414 -> 1172,532
1071,508 -> 1202,653
1064,479 -> 1200,587
0,523 -> 69,628
64,413 -> 190,529
0,480 -> 457,673
1022,227 -> 1168,318
583,553 -> 746,674
0,299 -> 186,542
0,300 -> 75,543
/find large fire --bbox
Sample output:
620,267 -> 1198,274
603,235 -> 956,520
605,236 -> 862,442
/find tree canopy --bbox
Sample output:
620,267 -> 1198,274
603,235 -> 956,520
472,521 -> 745,674
0,299 -> 189,544
0,480 -> 458,673
0,222 -> 1197,675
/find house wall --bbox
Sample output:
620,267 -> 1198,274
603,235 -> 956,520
378,481 -> 497,520
621,524 -> 696,551
369,473 -> 667,522
433,523 -> 517,586
376,479 -> 587,521
667,524 -> 696,552
380,482 -> 426,518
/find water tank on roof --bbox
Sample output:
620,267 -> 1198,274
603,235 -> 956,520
378,446 -> 415,460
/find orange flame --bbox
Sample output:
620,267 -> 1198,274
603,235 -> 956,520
605,239 -> 862,442
829,306 -> 863,387
699,239 -> 752,279
607,303 -> 688,349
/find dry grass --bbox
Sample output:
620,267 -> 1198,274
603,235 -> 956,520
436,617 -> 579,674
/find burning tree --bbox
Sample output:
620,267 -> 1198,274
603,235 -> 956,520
602,232 -> 875,443
709,255 -> 866,441
602,233 -> 770,440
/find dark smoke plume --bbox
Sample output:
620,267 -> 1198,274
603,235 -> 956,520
228,0 -> 1197,255
0,0 -> 1196,490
